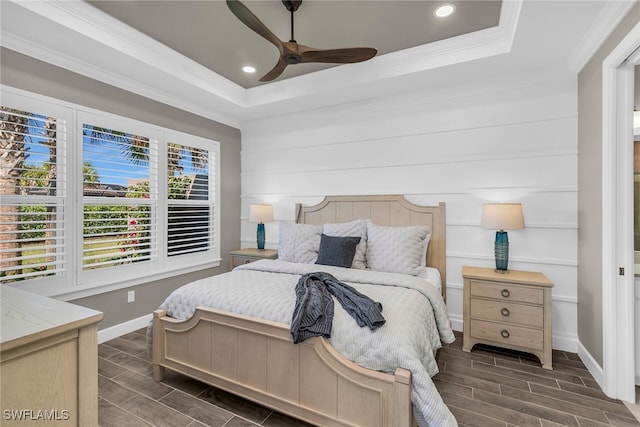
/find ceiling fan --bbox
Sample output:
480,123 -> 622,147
226,0 -> 378,82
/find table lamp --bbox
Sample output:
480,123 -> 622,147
481,203 -> 525,273
249,204 -> 273,250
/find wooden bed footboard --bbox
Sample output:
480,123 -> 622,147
152,308 -> 416,427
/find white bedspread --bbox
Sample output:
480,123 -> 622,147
155,260 -> 457,426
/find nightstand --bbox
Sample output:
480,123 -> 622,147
230,248 -> 278,269
462,266 -> 554,370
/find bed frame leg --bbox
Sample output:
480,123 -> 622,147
392,368 -> 413,427
153,365 -> 165,381
152,309 -> 167,382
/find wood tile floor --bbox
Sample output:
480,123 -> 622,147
436,332 -> 639,427
624,387 -> 640,422
98,329 -> 639,427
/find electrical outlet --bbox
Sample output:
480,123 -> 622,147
127,290 -> 135,303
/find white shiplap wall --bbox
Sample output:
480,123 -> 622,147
240,74 -> 578,352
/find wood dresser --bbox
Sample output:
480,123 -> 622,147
229,248 -> 278,269
1,286 -> 103,426
462,266 -> 554,370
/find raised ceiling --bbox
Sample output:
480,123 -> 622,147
0,1 -> 631,127
87,1 -> 502,89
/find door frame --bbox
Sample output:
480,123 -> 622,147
602,20 -> 639,403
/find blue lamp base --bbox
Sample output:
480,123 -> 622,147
256,222 -> 266,250
494,231 -> 509,273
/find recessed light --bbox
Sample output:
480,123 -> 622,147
242,65 -> 256,74
434,4 -> 455,18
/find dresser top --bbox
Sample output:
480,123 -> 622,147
462,266 -> 554,287
1,285 -> 103,349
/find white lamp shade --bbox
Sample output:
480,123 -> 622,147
481,203 -> 525,231
249,204 -> 274,223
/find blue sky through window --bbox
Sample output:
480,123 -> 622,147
82,124 -> 150,187
23,114 -> 53,167
22,120 -> 208,188
81,125 -> 208,188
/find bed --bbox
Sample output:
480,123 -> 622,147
151,195 -> 456,427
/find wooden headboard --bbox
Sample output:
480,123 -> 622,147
295,195 -> 446,300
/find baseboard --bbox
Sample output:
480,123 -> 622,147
97,313 -> 153,344
552,331 -> 578,353
577,339 -> 604,390
449,314 -> 463,332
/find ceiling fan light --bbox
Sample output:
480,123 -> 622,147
434,4 -> 456,18
242,65 -> 256,73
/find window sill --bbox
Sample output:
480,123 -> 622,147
36,259 -> 222,302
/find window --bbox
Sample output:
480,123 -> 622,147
166,137 -> 215,257
79,114 -> 159,276
0,97 -> 69,288
0,87 -> 220,297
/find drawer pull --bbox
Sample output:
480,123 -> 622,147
501,289 -> 510,298
500,307 -> 510,317
500,329 -> 510,338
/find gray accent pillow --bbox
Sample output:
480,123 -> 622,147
315,234 -> 362,268
322,219 -> 368,269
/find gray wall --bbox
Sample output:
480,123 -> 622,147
577,4 -> 640,366
0,47 -> 242,329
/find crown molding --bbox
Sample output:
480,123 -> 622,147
1,31 -> 243,128
1,0 -> 246,127
13,0 -> 246,104
569,0 -> 638,73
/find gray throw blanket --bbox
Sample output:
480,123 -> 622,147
290,271 -> 386,343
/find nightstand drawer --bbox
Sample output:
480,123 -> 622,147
229,249 -> 278,270
470,319 -> 544,351
469,280 -> 543,305
231,256 -> 257,268
470,298 -> 544,328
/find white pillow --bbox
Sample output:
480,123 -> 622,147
278,223 -> 322,264
416,266 -> 442,293
365,222 -> 431,276
322,220 -> 367,269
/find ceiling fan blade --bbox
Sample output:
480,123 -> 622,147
228,1 -> 377,82
259,58 -> 289,82
300,47 -> 377,64
226,0 -> 283,52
